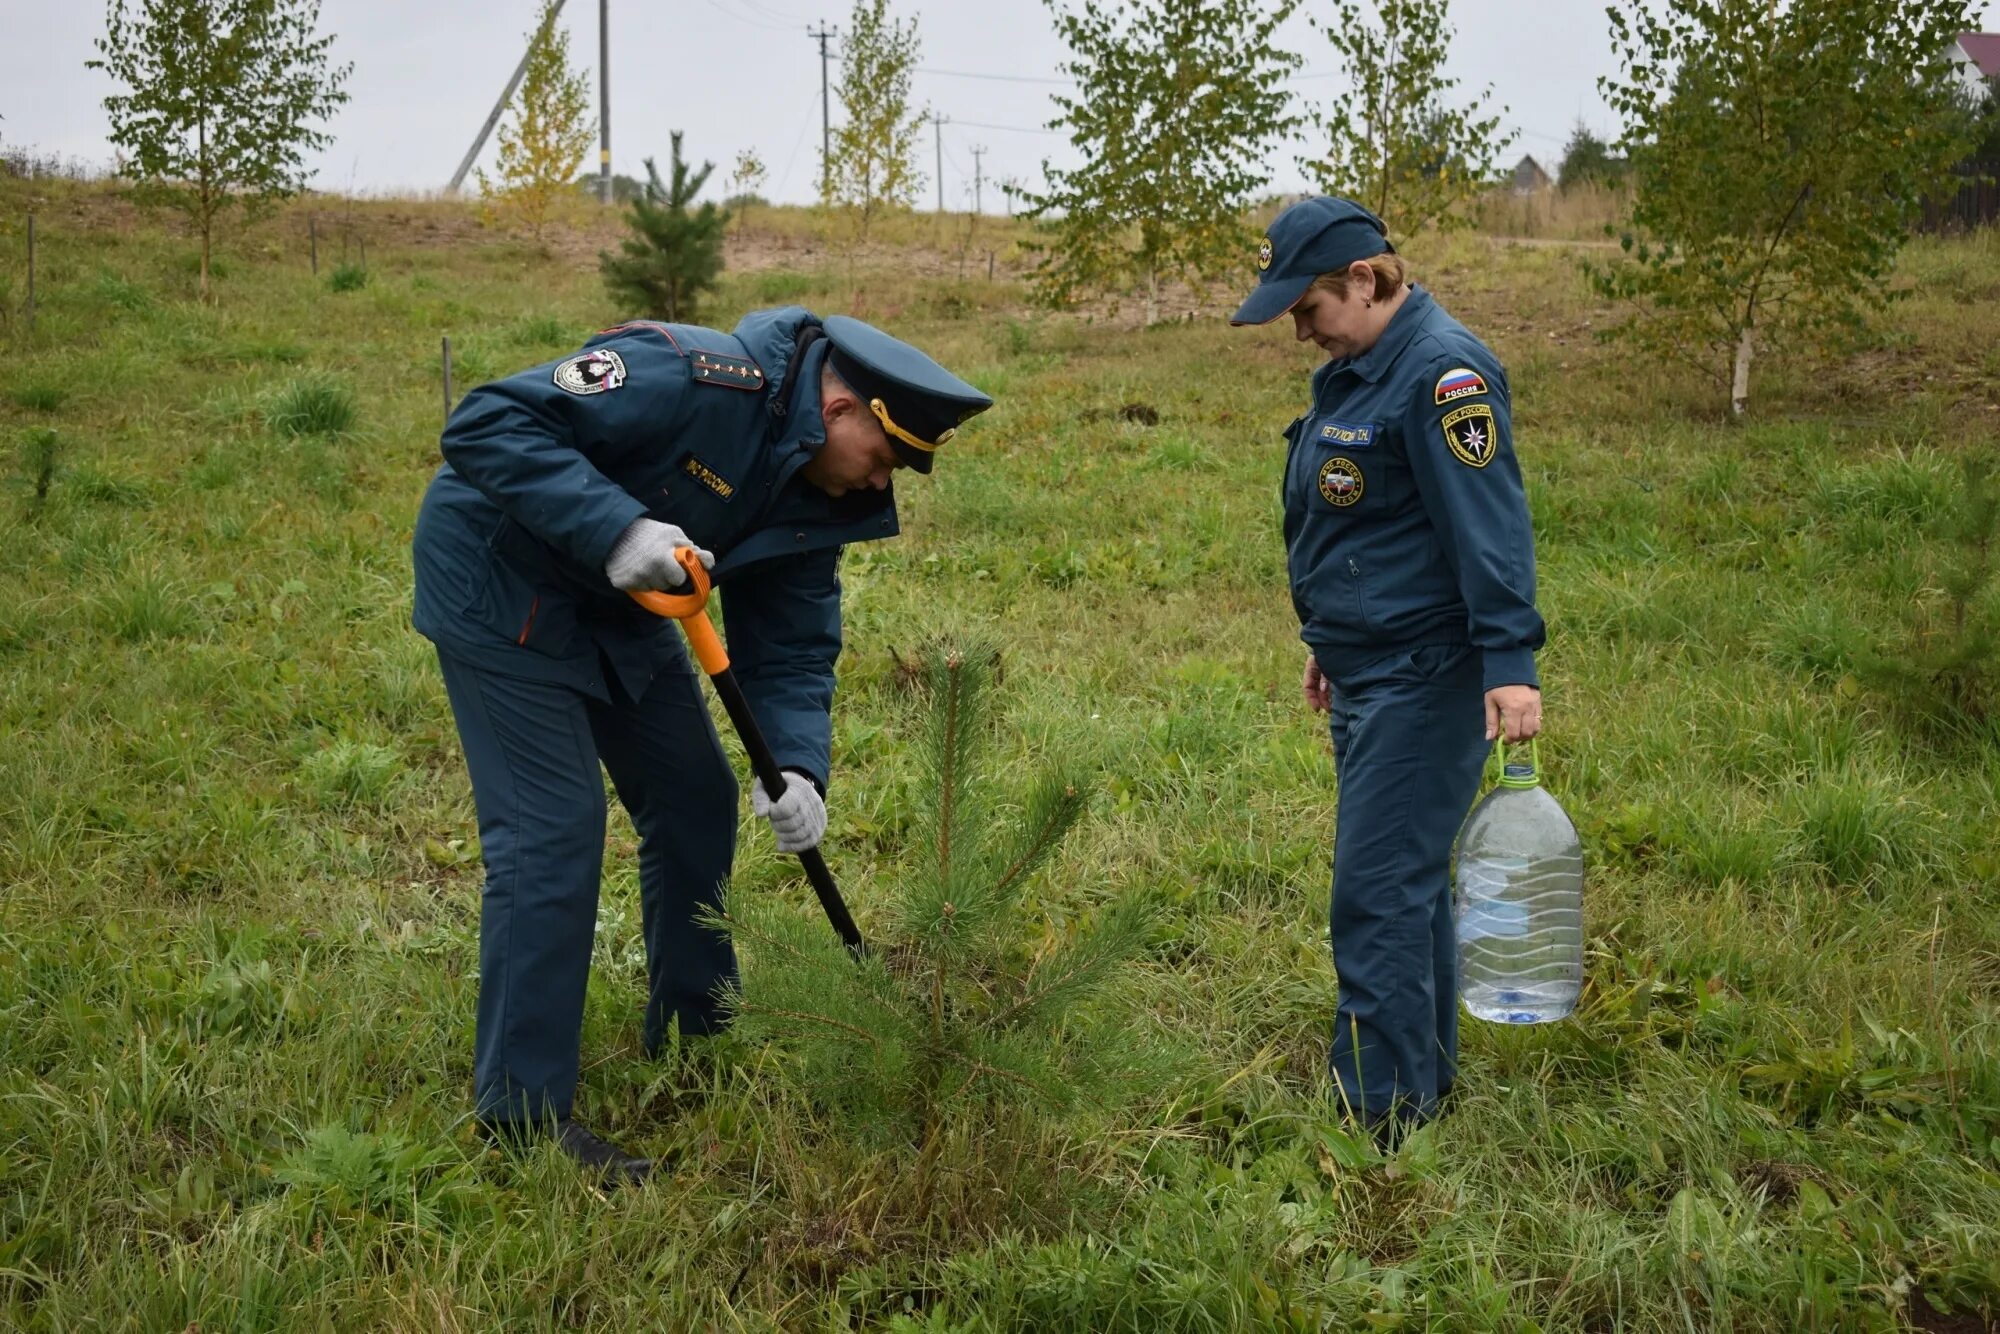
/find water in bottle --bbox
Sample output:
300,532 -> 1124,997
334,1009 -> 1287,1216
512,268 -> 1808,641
1455,741 -> 1584,1024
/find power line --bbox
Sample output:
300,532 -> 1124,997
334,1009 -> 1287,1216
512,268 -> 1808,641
701,0 -> 795,31
946,118 -> 1063,136
773,85 -> 823,199
914,66 -> 1072,85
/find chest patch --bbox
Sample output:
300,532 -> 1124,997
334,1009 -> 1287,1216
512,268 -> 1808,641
553,348 -> 627,395
691,349 -> 765,391
682,454 -> 737,500
1318,455 -> 1365,507
1441,403 -> 1497,468
1434,367 -> 1488,405
1318,419 -> 1376,448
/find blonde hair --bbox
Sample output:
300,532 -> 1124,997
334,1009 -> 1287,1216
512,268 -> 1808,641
1309,253 -> 1407,303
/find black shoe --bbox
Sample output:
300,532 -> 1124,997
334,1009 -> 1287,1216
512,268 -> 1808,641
480,1118 -> 654,1186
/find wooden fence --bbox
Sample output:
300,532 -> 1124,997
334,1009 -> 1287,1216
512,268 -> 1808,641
1920,158 -> 2000,233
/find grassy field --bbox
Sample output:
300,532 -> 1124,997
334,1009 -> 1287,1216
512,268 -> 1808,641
2,180 -> 1998,1331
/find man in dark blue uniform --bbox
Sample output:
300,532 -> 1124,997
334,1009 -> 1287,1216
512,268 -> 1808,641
412,307 -> 991,1182
1232,198 -> 1546,1143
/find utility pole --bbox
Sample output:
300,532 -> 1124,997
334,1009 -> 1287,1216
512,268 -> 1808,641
808,22 -> 837,202
971,144 -> 987,216
447,0 -> 568,194
598,0 -> 611,204
932,113 -> 947,212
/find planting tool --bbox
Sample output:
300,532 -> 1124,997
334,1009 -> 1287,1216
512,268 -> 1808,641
629,547 -> 867,958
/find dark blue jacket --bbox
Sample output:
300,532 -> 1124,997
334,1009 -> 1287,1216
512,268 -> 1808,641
1281,285 -> 1544,691
412,306 -> 899,786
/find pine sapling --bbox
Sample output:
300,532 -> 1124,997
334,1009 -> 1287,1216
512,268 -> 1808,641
598,133 -> 729,324
718,640 -> 1156,1170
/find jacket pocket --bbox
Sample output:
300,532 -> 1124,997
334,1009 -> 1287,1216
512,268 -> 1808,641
468,529 -> 580,658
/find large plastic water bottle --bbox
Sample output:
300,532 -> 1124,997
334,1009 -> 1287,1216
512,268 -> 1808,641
1455,740 -> 1584,1024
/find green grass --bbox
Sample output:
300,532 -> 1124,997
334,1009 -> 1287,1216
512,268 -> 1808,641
1,180 -> 1997,1331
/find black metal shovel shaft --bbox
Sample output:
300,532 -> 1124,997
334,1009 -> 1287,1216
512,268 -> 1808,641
707,666 -> 866,958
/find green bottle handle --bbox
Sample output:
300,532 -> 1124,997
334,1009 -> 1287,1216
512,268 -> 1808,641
1488,735 -> 1542,789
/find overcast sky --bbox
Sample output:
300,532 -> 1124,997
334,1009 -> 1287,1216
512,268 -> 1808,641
5,0 -> 1998,207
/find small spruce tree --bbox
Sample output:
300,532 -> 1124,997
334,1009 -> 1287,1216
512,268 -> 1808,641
719,641 -> 1156,1171
1857,455 -> 2000,739
597,134 -> 728,324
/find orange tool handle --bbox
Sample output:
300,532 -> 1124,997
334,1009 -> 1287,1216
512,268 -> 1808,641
626,547 -> 729,675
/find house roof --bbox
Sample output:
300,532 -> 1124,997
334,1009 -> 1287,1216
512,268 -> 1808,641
1959,32 -> 2000,79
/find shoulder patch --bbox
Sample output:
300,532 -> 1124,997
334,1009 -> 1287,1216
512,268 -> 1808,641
1434,366 -> 1488,405
553,348 -> 627,396
681,454 -> 737,500
691,349 -> 766,391
1440,402 -> 1497,468
1318,419 -> 1377,448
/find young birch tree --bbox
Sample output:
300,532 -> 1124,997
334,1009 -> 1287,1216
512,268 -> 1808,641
1023,0 -> 1301,324
1591,0 -> 1977,417
828,0 -> 926,237
478,0 -> 594,242
1299,0 -> 1512,237
89,0 -> 351,301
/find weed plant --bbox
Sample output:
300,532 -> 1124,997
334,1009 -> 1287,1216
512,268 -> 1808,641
262,373 -> 356,438
326,260 -> 368,292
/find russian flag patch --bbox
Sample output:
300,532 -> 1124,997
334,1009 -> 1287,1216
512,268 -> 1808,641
1434,367 -> 1488,405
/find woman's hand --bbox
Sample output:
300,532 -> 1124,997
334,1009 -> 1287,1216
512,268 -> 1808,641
1302,654 -> 1332,714
1485,685 -> 1542,743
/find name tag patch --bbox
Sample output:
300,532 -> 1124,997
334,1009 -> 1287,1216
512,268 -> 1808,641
1318,419 -> 1376,447
682,454 -> 736,499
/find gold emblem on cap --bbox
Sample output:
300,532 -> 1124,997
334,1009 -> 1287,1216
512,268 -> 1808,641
1257,237 -> 1273,271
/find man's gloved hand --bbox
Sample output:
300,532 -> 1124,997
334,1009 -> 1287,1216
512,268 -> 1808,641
604,517 -> 716,592
751,770 -> 826,853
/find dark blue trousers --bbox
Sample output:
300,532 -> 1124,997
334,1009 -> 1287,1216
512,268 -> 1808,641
436,642 -> 739,1126
1320,642 -> 1491,1126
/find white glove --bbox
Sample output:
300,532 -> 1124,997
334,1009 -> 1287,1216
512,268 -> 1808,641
604,518 -> 715,592
751,770 -> 826,854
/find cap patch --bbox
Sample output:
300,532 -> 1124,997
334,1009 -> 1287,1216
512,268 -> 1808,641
691,349 -> 765,391
682,454 -> 736,500
1434,366 -> 1488,405
1257,237 -> 1274,271
553,348 -> 627,395
1441,403 -> 1497,468
1318,419 -> 1376,448
1318,456 -> 1364,507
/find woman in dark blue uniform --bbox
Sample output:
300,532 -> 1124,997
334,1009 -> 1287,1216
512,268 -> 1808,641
1232,197 -> 1546,1142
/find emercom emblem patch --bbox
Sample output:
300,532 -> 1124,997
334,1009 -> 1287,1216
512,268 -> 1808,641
682,454 -> 736,500
1441,403 -> 1497,468
553,348 -> 627,395
1433,366 -> 1488,405
1318,456 -> 1364,507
